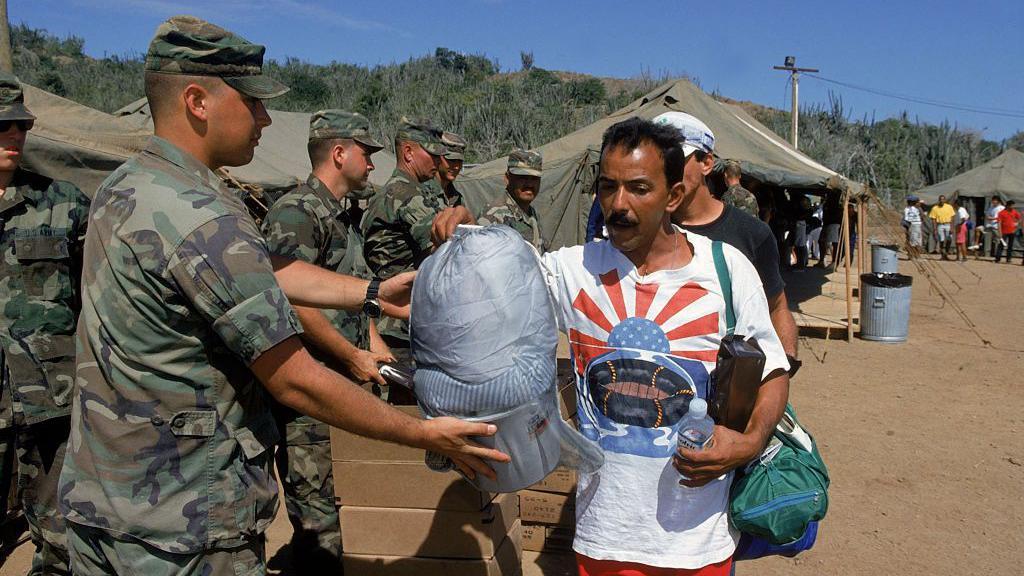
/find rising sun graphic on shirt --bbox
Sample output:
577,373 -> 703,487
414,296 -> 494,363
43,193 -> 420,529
568,269 -> 721,458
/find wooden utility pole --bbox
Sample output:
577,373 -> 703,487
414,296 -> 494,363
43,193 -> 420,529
0,0 -> 12,73
773,56 -> 819,150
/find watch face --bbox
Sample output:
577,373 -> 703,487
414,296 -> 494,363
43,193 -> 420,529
363,299 -> 382,318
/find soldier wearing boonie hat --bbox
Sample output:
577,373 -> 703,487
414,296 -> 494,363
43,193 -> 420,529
475,149 -> 547,251
60,16 -> 509,576
435,131 -> 466,206
261,110 -> 386,571
0,70 -> 89,576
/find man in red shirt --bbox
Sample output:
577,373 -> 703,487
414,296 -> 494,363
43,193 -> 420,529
995,200 -> 1022,263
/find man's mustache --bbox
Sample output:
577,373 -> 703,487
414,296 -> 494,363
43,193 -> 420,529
606,212 -> 638,227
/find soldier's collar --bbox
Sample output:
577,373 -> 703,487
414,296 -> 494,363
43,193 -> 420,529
504,190 -> 532,218
305,173 -> 345,216
144,136 -> 227,193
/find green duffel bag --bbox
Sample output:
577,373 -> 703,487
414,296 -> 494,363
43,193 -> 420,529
729,404 -> 830,544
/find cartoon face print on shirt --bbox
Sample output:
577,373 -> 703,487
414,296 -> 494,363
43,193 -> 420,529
568,269 -> 718,458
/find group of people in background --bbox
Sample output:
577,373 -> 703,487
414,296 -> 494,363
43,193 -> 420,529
904,194 -> 1023,264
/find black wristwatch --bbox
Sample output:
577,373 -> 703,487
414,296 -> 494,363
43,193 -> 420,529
362,279 -> 382,319
786,354 -> 802,378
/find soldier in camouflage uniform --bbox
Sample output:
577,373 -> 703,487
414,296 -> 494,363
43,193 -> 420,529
476,149 -> 548,251
361,118 -> 453,352
720,159 -> 759,218
58,16 -> 506,576
0,71 -> 89,576
262,110 -> 390,572
434,131 -> 466,206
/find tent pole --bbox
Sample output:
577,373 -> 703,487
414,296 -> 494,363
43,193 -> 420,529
858,191 -> 867,284
842,191 -> 853,341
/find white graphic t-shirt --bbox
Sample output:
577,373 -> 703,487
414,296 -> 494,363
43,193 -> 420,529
541,230 -> 788,569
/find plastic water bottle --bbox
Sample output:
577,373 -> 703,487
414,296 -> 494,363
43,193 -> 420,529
677,398 -> 714,482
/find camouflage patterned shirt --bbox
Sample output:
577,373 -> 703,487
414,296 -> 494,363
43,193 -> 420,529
59,137 -> 303,554
0,169 -> 89,429
362,169 -> 460,279
361,169 -> 457,341
263,174 -> 370,352
475,192 -> 547,252
721,184 -> 759,218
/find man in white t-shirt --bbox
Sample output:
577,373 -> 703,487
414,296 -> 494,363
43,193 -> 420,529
904,195 -> 923,258
429,117 -> 790,574
983,196 -> 1004,258
545,118 -> 788,575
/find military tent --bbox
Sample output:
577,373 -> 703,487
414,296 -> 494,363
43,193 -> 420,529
458,79 -> 856,250
916,148 -> 1024,205
20,87 -> 396,197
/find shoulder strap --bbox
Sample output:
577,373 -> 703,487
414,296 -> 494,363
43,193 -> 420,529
711,240 -> 735,336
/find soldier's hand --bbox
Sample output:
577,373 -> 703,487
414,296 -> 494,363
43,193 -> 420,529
379,272 -> 416,319
344,349 -> 391,386
431,206 -> 475,247
420,417 -> 510,481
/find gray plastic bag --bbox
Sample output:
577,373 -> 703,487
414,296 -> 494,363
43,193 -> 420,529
411,225 -> 602,492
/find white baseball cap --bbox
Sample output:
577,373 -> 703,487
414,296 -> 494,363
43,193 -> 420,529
653,111 -> 715,157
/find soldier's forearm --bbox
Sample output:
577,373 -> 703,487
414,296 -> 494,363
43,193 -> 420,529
272,256 -> 367,311
294,305 -> 362,367
254,337 -> 426,447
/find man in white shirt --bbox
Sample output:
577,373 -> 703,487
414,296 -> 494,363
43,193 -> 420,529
904,195 -> 923,258
429,117 -> 790,573
544,118 -> 788,575
983,196 -> 1004,258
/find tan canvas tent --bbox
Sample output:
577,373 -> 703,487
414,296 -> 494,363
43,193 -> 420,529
458,79 -> 856,251
916,148 -> 1024,204
20,87 -> 396,197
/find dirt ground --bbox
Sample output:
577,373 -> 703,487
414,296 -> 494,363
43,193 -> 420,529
2,253 -> 1022,575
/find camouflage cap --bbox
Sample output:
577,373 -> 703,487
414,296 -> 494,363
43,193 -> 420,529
507,149 -> 543,177
0,72 -> 35,122
395,117 -> 446,156
441,131 -> 466,161
309,110 -> 383,150
145,15 -> 289,99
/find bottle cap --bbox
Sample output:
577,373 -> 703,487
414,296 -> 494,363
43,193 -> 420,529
688,398 -> 707,419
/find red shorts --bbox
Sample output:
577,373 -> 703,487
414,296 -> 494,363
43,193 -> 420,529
577,554 -> 733,576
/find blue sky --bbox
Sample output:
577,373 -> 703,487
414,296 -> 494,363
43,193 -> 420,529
11,0 -> 1024,140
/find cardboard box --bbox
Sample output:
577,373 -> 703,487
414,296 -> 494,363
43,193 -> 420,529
527,467 -> 577,494
520,523 -> 545,552
340,493 -> 518,558
343,520 -> 522,576
333,460 -> 494,511
521,550 -> 577,576
330,406 -> 424,462
521,523 -> 574,552
519,490 -> 574,525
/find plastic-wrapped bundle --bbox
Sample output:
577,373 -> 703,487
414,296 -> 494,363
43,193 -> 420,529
411,225 -> 602,492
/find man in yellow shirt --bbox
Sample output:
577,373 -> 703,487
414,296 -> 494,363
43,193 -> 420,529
928,195 -> 956,260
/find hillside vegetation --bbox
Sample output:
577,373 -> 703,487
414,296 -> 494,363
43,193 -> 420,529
13,24 -> 1024,200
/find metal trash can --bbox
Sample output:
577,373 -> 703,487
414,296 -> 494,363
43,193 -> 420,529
871,243 -> 900,274
860,273 -> 912,342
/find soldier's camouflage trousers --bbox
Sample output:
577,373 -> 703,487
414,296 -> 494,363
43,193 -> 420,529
67,523 -> 265,576
0,415 -> 71,575
274,415 -> 342,572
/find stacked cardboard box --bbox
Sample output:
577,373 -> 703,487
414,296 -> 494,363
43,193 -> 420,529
331,406 -> 522,575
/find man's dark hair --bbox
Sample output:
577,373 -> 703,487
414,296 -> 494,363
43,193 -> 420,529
307,138 -> 348,166
144,71 -> 222,124
600,117 -> 684,187
1007,200 -> 1016,208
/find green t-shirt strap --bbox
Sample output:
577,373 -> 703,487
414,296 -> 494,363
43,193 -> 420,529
711,240 -> 736,336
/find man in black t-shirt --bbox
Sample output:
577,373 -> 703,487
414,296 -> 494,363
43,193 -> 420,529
654,111 -> 800,373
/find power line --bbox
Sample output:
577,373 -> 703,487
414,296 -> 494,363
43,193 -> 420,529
804,73 -> 1024,120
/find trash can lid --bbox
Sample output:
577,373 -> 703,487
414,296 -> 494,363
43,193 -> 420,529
860,273 -> 913,288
